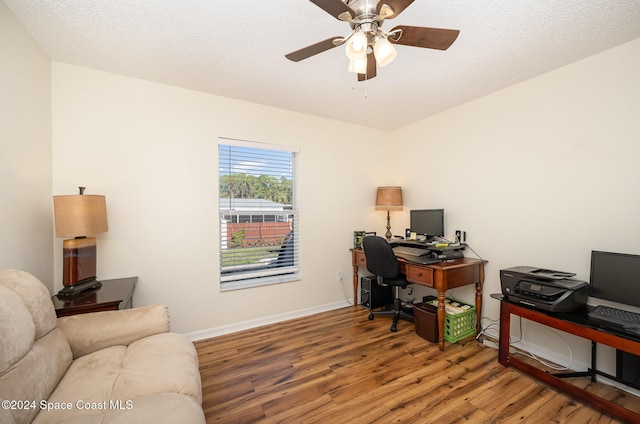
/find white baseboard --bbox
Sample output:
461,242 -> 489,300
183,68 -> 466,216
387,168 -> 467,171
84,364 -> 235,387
183,299 -> 352,342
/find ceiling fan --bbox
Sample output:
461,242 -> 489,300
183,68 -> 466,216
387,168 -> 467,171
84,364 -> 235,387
285,0 -> 460,81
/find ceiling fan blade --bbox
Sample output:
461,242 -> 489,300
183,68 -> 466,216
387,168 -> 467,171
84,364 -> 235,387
377,0 -> 415,19
390,25 -> 460,50
358,53 -> 377,81
309,0 -> 355,21
285,37 -> 341,62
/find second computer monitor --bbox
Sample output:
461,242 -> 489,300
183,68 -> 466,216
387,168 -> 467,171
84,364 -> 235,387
410,209 -> 444,240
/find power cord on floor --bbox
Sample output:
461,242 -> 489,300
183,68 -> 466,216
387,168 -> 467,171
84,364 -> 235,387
339,274 -> 355,306
476,316 -> 501,343
478,316 -> 574,371
514,318 -> 574,371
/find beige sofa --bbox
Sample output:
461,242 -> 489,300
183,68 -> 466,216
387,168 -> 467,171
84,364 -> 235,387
0,269 -> 205,424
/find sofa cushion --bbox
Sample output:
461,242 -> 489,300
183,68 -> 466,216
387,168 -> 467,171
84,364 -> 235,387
0,270 -> 73,424
33,333 -> 203,424
57,305 -> 171,359
0,285 -> 35,373
0,398 -> 15,424
0,327 -> 72,424
113,333 -> 202,403
0,269 -> 57,339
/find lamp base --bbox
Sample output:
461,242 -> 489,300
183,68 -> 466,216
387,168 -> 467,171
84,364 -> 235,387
385,210 -> 392,240
57,279 -> 102,297
63,237 -> 98,285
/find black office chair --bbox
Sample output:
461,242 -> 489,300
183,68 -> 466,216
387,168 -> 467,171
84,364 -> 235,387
275,230 -> 294,268
362,236 -> 414,332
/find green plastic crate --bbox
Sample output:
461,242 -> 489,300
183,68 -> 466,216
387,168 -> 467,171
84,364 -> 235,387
427,298 -> 476,343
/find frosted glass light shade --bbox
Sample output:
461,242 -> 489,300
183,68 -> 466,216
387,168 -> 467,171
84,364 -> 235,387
345,31 -> 368,60
373,37 -> 397,67
348,57 -> 367,74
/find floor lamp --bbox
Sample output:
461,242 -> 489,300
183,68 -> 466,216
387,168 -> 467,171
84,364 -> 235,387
375,186 -> 403,241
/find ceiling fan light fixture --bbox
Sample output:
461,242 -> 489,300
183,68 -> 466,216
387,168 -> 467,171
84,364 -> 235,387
373,36 -> 397,67
379,4 -> 395,19
285,1 -> 460,81
348,57 -> 368,74
345,30 -> 368,60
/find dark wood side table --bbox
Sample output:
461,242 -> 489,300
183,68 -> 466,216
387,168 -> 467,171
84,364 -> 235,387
496,295 -> 640,423
52,277 -> 138,318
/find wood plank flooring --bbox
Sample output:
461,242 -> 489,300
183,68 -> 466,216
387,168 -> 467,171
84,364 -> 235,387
194,306 -> 634,423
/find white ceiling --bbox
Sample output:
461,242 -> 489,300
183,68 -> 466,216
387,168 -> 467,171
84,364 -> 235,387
5,0 -> 640,130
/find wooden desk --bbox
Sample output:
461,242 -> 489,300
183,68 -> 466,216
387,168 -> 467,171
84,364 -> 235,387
351,248 -> 485,351
52,277 -> 138,317
498,297 -> 640,422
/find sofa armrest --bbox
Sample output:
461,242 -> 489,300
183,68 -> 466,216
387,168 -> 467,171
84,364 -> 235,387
57,304 -> 170,358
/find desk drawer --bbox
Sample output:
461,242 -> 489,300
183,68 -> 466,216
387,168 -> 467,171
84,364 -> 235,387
353,250 -> 366,267
406,265 -> 433,286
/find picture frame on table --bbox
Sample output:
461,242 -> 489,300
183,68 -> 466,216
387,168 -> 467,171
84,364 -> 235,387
353,231 -> 377,248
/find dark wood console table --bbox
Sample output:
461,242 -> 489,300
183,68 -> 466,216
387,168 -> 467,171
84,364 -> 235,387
52,277 -> 138,317
497,295 -> 640,422
351,248 -> 485,351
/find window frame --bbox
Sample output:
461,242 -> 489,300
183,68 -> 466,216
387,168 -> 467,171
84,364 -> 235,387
218,137 -> 300,291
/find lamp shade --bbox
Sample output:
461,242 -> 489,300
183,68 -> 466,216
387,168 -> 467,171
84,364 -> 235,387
348,57 -> 368,74
373,37 -> 397,67
53,195 -> 108,237
375,186 -> 403,211
345,30 -> 368,60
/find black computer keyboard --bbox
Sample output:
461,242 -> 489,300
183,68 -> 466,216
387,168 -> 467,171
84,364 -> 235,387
588,305 -> 640,327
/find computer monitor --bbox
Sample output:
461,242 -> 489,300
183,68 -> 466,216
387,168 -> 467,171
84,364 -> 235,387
410,209 -> 444,240
590,250 -> 640,308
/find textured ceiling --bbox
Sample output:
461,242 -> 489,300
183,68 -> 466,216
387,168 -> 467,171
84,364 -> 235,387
5,0 -> 640,130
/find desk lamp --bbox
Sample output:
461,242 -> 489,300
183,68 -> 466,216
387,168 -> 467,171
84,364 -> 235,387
375,186 -> 403,241
53,187 -> 108,296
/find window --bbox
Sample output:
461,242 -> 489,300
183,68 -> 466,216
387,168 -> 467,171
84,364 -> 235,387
218,138 -> 299,290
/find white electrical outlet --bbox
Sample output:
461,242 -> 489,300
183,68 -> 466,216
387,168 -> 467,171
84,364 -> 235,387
336,271 -> 343,282
456,230 -> 467,243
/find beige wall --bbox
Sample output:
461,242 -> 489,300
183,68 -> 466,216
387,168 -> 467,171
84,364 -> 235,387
0,2 -> 53,287
390,37 -> 640,367
51,62 -> 392,333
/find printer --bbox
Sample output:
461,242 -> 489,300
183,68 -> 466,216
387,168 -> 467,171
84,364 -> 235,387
500,266 -> 588,313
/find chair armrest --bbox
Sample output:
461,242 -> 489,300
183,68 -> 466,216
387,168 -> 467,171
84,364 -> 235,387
57,304 -> 170,358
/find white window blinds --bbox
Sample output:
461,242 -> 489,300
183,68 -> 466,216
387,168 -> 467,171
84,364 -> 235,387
218,138 -> 299,290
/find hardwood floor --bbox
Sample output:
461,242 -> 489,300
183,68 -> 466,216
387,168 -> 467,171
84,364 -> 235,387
194,306 -> 633,423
